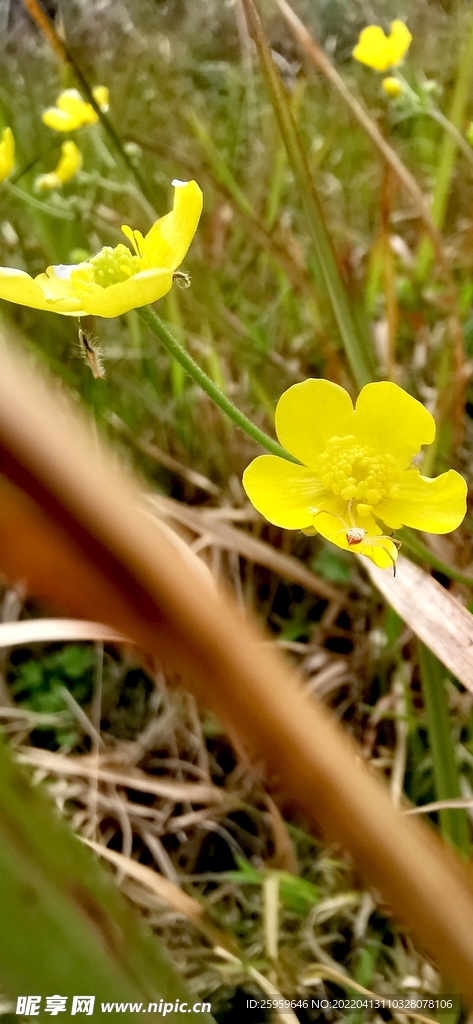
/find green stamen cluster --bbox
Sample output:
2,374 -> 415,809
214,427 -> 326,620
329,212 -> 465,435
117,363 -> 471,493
72,244 -> 141,290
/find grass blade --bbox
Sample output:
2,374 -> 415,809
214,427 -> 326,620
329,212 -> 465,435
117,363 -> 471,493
418,644 -> 471,857
241,0 -> 375,387
416,5 -> 473,280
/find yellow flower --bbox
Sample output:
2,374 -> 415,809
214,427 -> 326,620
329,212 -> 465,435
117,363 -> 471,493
242,380 -> 467,571
42,87 -> 109,132
35,140 -> 82,191
353,21 -> 412,72
382,76 -> 403,98
0,127 -> 14,183
0,179 -> 202,319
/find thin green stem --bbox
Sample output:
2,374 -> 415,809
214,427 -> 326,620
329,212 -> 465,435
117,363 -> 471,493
418,643 -> 470,856
395,73 -> 473,167
398,528 -> 473,590
138,306 -> 298,463
4,181 -> 75,221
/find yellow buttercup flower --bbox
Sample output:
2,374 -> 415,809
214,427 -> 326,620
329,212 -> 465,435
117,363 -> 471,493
35,140 -> 82,191
243,380 -> 467,572
382,76 -> 403,98
353,21 -> 412,72
0,179 -> 202,319
42,87 -> 109,132
0,128 -> 14,183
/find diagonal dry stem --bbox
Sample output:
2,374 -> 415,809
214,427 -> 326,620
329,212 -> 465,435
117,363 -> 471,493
273,0 -> 443,263
21,0 -> 156,209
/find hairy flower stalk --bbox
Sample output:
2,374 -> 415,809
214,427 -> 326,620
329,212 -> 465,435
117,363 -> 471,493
243,379 -> 467,571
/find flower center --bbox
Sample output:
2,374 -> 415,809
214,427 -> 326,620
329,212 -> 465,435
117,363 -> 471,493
316,435 -> 400,516
71,244 -> 142,290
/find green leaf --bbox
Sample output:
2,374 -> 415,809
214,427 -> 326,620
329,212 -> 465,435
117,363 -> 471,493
0,737 -> 215,1021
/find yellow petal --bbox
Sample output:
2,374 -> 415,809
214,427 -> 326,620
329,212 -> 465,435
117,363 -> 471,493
311,504 -> 375,541
56,89 -> 84,114
388,20 -> 412,66
357,536 -> 399,569
242,455 -> 326,529
313,508 -> 398,569
0,268 -> 84,314
42,90 -> 99,131
92,86 -> 109,111
78,268 -> 173,318
352,25 -> 392,71
274,379 -> 354,467
35,141 -> 82,192
376,468 -> 467,533
144,180 -> 203,271
35,266 -> 85,303
42,108 -> 81,132
55,140 -> 82,184
354,381 -> 435,468
0,128 -> 14,183
56,90 -> 96,125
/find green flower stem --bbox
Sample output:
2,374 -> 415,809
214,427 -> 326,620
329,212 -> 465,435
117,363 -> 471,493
415,5 -> 473,281
398,528 -> 473,590
4,181 -> 75,221
138,305 -> 298,463
395,74 -> 473,168
418,643 -> 471,857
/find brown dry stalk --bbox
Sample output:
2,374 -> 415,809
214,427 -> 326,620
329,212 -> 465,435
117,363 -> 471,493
21,0 -> 69,63
364,555 -> 473,693
0,335 -> 472,998
83,840 -> 234,952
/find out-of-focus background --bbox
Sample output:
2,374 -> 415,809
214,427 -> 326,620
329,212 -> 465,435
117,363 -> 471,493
1,0 -> 473,1019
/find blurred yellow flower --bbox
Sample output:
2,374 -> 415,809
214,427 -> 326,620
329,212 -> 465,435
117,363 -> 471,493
382,76 -> 403,97
35,140 -> 82,191
242,379 -> 467,572
0,179 -> 202,318
353,21 -> 412,72
0,128 -> 14,183
42,87 -> 109,132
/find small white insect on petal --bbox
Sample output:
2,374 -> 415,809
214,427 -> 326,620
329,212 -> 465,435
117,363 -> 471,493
346,527 -> 365,546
